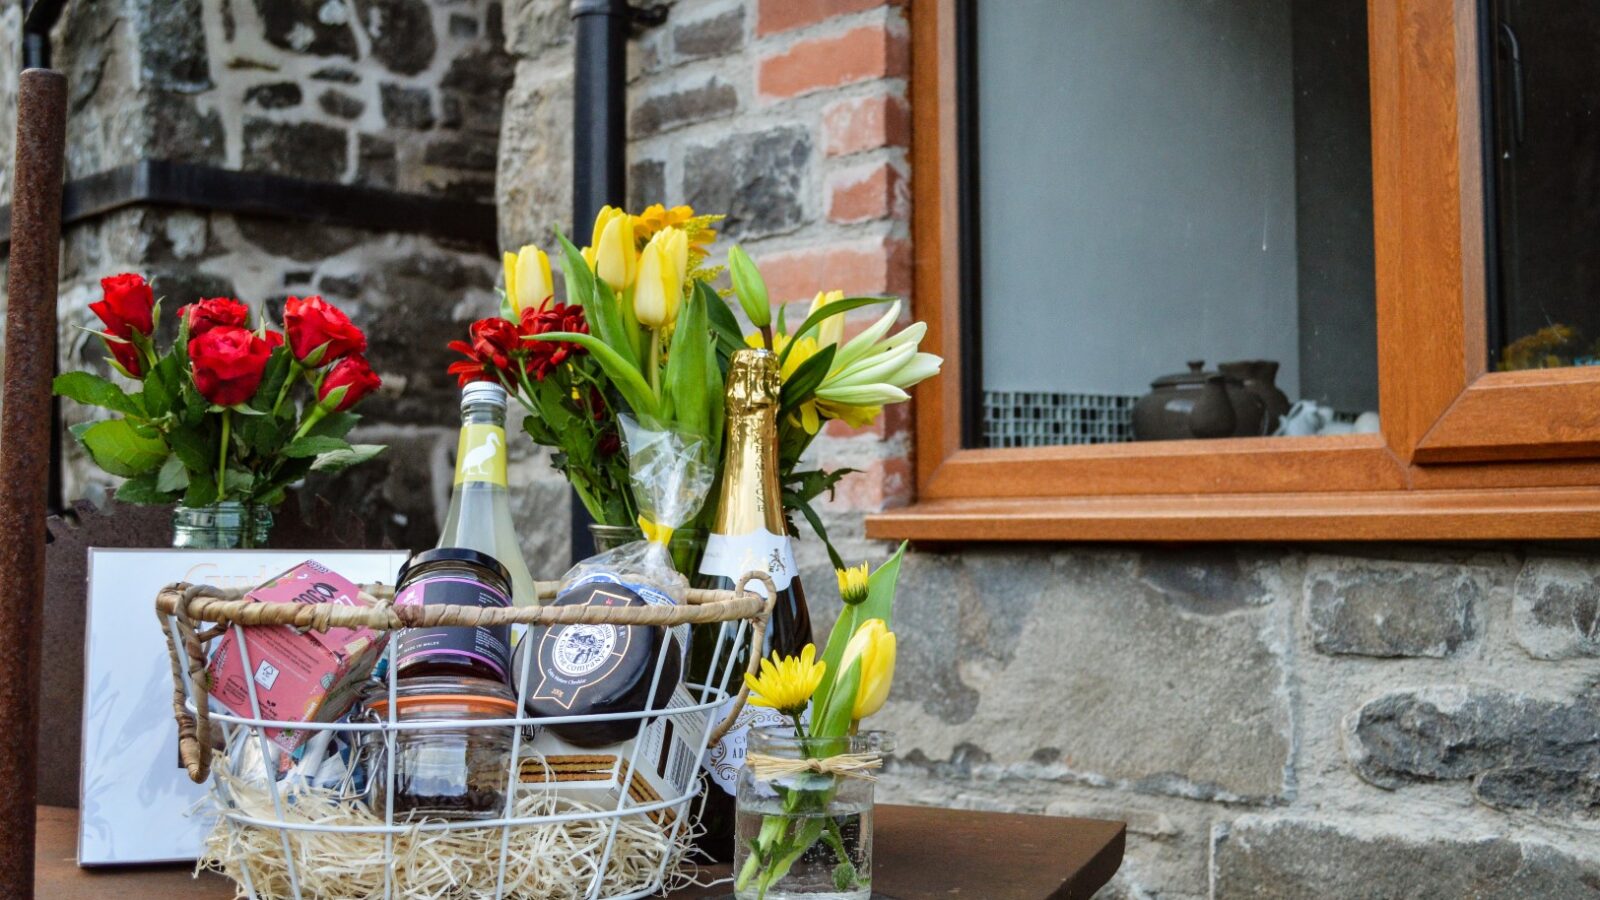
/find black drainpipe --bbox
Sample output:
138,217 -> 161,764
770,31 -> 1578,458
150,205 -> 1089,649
567,0 -> 663,563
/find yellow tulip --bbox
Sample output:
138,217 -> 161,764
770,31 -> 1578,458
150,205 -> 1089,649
590,204 -> 626,249
808,289 -> 846,349
593,209 -> 637,292
838,619 -> 896,721
503,244 -> 553,314
633,239 -> 678,329
660,227 -> 689,290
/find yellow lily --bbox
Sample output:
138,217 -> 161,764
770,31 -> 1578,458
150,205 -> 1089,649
592,207 -> 637,292
808,289 -> 846,349
744,644 -> 827,717
838,619 -> 896,721
633,237 -> 679,329
502,244 -> 553,314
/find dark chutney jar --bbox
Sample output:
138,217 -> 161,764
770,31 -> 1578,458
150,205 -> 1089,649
362,676 -> 518,821
393,548 -> 514,685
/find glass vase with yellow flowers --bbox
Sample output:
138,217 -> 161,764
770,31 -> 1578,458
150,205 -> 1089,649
732,544 -> 906,900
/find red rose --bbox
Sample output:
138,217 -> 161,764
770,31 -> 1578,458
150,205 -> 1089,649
190,326 -> 272,407
283,295 -> 366,365
318,355 -> 382,412
519,302 -> 588,381
90,273 -> 155,339
106,338 -> 144,377
263,330 -> 285,350
179,297 -> 249,338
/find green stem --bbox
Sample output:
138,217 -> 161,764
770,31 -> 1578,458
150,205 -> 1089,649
270,359 -> 302,418
216,409 -> 231,500
647,329 -> 661,401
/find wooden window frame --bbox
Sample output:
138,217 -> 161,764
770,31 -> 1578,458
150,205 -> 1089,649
867,0 -> 1600,543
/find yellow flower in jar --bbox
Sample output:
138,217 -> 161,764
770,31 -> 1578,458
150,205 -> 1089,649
837,619 -> 896,721
744,644 -> 827,718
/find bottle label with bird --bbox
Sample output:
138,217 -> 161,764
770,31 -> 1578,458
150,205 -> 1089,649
454,424 -> 507,487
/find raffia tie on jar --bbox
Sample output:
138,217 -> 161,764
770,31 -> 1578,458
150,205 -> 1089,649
743,749 -> 883,782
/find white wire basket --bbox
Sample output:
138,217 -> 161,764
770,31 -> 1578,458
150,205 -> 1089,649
155,572 -> 774,900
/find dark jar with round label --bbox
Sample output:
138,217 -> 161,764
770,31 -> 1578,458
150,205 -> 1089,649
521,578 -> 682,747
393,548 -> 514,685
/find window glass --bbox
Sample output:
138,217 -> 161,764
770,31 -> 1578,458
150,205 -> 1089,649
974,0 -> 1379,447
1485,1 -> 1600,371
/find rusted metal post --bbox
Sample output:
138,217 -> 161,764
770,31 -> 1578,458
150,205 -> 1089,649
0,68 -> 67,897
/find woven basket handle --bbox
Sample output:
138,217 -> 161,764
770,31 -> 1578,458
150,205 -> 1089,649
706,571 -> 777,747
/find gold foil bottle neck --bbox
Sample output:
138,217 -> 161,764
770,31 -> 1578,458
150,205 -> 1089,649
725,349 -> 780,413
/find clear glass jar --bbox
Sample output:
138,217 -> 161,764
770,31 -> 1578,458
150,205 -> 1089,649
589,523 -> 706,575
361,676 -> 519,821
733,728 -> 895,900
171,502 -> 273,549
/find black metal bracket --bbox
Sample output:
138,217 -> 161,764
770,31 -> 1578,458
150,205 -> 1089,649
23,0 -> 68,70
0,159 -> 499,251
628,4 -> 669,28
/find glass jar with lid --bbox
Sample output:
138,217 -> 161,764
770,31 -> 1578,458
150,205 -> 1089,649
362,676 -> 519,821
393,548 -> 515,684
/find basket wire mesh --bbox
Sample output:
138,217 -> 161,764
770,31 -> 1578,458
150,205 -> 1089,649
157,573 -> 773,900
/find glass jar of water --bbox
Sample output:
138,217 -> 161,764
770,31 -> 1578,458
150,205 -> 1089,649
733,727 -> 894,900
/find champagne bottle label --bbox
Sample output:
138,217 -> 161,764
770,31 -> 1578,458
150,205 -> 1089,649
454,423 -> 507,486
702,701 -> 795,793
698,527 -> 797,595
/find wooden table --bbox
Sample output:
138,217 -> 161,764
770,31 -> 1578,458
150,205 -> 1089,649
38,804 -> 1124,899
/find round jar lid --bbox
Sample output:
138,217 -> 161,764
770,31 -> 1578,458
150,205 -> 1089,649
364,676 -> 518,718
398,547 -> 511,586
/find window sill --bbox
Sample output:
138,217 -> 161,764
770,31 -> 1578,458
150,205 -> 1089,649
864,487 -> 1600,542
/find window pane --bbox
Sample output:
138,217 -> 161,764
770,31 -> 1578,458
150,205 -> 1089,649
974,0 -> 1379,447
1485,2 -> 1600,371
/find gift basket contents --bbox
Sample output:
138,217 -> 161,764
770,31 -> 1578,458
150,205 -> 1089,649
115,203 -> 939,900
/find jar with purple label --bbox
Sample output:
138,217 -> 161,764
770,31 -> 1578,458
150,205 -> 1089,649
393,548 -> 513,685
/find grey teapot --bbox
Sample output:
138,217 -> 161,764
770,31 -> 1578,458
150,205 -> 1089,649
1132,361 -> 1266,440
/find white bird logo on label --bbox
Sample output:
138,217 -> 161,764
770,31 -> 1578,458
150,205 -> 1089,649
462,431 -> 501,478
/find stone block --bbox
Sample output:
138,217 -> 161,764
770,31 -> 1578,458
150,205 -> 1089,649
381,83 -> 436,130
312,67 -> 360,83
355,0 -> 437,76
1346,685 -> 1600,814
245,82 -> 303,110
318,89 -> 365,119
882,547 -> 1292,802
424,135 -> 499,172
684,126 -> 810,240
242,118 -> 348,182
449,14 -> 479,38
503,0 -> 571,56
1213,816 -> 1600,899
1305,556 -> 1482,657
1514,556 -> 1600,659
441,48 -> 515,97
628,159 -> 666,211
497,58 -> 573,251
630,78 -> 739,138
144,97 -> 226,166
235,217 -> 366,262
134,0 -> 211,91
356,135 -> 399,190
255,0 -> 358,57
673,7 -> 745,61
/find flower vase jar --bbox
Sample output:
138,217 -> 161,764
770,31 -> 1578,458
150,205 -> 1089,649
734,728 -> 895,900
588,523 -> 706,574
171,502 -> 273,549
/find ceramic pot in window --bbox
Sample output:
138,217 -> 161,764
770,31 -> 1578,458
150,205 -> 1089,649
1220,360 -> 1291,435
1132,361 -> 1238,440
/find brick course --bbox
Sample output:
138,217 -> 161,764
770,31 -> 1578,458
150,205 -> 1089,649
757,24 -> 909,100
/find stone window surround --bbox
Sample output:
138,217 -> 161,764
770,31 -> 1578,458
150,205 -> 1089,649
868,0 -> 1600,545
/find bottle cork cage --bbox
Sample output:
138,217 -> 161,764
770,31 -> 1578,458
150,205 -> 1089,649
156,572 -> 775,900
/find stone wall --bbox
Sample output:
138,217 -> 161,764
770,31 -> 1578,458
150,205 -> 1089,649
496,3 -> 1600,898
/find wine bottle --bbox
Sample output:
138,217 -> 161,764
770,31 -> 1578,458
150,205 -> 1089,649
438,381 -> 538,609
689,348 -> 813,861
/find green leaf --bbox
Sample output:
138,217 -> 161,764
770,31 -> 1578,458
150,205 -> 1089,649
250,457 -> 314,500
223,467 -> 254,495
76,419 -> 168,477
283,434 -> 353,458
53,372 -> 143,417
704,283 -> 750,356
590,277 -> 643,371
306,411 -> 359,440
115,472 -> 174,505
183,473 -> 219,507
816,654 -> 862,739
142,352 -> 183,418
778,344 -> 836,418
165,425 -> 216,475
554,228 -> 596,309
664,283 -> 714,440
782,297 -> 890,365
860,540 -> 907,630
236,408 -> 293,458
784,489 -> 847,571
156,454 -> 189,493
531,331 -> 658,420
250,348 -> 293,412
311,443 -> 386,472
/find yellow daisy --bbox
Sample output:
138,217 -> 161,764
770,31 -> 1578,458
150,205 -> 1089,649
744,644 -> 826,717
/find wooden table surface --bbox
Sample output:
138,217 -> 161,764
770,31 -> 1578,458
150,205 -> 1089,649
38,804 -> 1124,899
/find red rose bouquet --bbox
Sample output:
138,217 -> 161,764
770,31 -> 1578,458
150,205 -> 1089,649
55,274 -> 386,511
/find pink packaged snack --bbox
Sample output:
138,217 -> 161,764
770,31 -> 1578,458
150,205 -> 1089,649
206,560 -> 387,751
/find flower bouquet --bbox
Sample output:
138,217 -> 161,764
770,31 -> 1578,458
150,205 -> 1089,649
734,544 -> 907,899
54,274 -> 385,544
455,203 -> 940,565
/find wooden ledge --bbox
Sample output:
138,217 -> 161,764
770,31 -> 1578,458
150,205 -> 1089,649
865,488 -> 1600,542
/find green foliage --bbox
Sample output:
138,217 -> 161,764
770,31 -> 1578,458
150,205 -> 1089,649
75,419 -> 168,477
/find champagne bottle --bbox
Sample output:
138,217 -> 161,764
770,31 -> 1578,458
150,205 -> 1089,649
438,381 -> 538,609
689,349 -> 813,861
